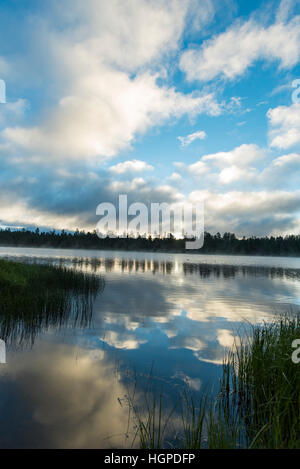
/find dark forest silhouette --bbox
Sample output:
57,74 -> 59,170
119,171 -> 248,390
0,228 -> 300,256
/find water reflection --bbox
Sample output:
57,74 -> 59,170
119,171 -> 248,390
69,257 -> 300,280
0,342 -> 129,448
0,249 -> 300,448
4,254 -> 300,279
85,257 -> 300,374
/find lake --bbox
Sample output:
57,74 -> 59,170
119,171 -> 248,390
0,247 -> 300,448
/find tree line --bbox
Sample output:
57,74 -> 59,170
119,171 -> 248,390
0,228 -> 300,256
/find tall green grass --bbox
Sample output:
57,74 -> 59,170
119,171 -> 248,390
221,315 -> 300,448
130,315 -> 300,449
0,259 -> 104,346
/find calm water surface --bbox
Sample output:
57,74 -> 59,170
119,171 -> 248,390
0,247 -> 300,448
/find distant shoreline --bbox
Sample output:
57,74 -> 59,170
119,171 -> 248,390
1,228 -> 300,257
0,243 -> 300,259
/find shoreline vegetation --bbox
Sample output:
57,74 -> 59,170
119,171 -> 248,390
0,258 -> 104,346
0,228 -> 300,257
130,315 -> 300,449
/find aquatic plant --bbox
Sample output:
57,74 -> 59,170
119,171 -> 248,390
0,259 -> 104,346
130,314 -> 300,449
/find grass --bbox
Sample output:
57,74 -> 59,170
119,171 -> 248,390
129,314 -> 300,449
0,258 -> 104,346
221,314 -> 300,448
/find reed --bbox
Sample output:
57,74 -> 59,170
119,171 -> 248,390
131,314 -> 300,449
0,258 -> 104,346
221,314 -> 300,448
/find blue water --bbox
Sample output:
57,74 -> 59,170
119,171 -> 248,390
0,247 -> 299,448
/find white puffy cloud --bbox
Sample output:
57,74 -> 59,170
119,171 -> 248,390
2,72 -> 221,161
204,190 -> 300,216
189,189 -> 300,235
178,130 -> 206,147
0,0 -> 222,162
257,152 -> 300,188
273,152 -> 300,167
218,166 -> 256,184
52,0 -> 192,71
180,14 -> 300,82
174,142 -> 300,191
168,172 -> 183,183
202,143 -> 265,167
267,103 -> 300,149
187,160 -> 209,176
109,159 -> 154,174
202,144 -> 264,184
173,160 -> 209,177
0,197 -> 85,232
175,144 -> 265,184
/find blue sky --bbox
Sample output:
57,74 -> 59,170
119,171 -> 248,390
0,0 -> 300,236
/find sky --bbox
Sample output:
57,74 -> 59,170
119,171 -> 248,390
0,0 -> 300,237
